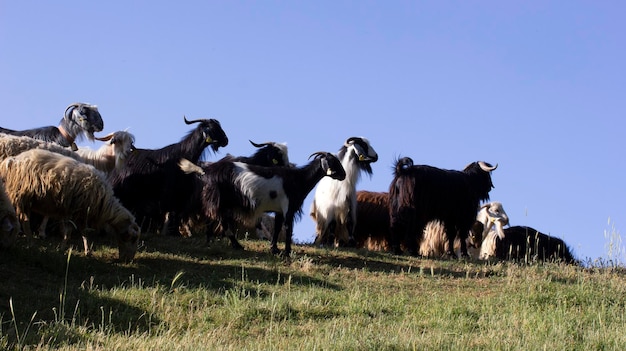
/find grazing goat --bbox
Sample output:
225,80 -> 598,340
352,190 -> 392,251
180,151 -> 346,256
0,103 -> 104,150
421,201 -> 510,258
389,157 -> 497,258
76,130 -> 136,173
175,140 -> 291,241
310,137 -> 378,247
0,149 -> 140,262
0,178 -> 19,249
108,116 -> 228,234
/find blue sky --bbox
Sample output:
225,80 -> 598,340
1,1 -> 624,262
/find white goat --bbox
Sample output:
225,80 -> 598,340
76,130 -> 136,173
310,137 -> 378,247
0,149 -> 141,262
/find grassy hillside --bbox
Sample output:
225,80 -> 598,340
1,233 -> 625,350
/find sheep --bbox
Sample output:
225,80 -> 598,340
388,157 -> 497,258
0,133 -> 83,161
108,116 -> 228,234
310,137 -> 378,247
0,149 -> 141,262
179,151 -> 346,257
0,103 -> 104,151
0,178 -> 19,249
76,130 -> 136,173
420,201 -> 510,258
352,190 -> 392,251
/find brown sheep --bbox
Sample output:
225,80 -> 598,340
0,149 -> 140,262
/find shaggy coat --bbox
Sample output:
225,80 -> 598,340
0,103 -> 104,150
0,133 -> 81,161
388,157 -> 497,258
0,149 -> 140,262
108,117 -> 228,234
352,190 -> 392,251
0,178 -> 19,249
310,137 -> 378,246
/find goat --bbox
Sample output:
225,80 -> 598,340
174,140 -> 291,241
0,149 -> 140,262
0,178 -> 19,249
352,190 -> 392,251
310,137 -> 378,247
76,130 -> 136,173
108,116 -> 228,234
0,103 -> 104,151
388,157 -> 497,258
179,151 -> 346,257
420,201 -> 510,258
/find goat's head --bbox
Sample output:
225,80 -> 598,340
394,156 -> 414,175
184,116 -> 228,152
249,140 -> 290,167
0,214 -> 19,249
478,201 -> 509,239
463,161 -> 498,202
95,131 -> 136,168
310,152 -> 346,180
343,137 -> 378,175
64,103 -> 104,141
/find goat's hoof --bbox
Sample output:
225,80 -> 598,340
270,247 -> 281,255
445,251 -> 458,259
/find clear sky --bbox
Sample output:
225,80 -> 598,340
1,1 -> 624,263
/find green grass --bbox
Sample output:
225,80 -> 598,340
1,232 -> 625,350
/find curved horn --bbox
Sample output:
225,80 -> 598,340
94,132 -> 115,142
249,140 -> 271,148
478,161 -> 498,172
64,103 -> 81,120
308,151 -> 327,160
183,115 -> 204,125
344,136 -> 361,147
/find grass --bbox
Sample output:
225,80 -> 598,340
1,231 -> 625,350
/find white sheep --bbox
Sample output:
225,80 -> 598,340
0,149 -> 141,262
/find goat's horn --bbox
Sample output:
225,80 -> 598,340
183,115 -> 203,125
478,161 -> 498,172
64,103 -> 82,120
94,133 -> 115,142
249,140 -> 271,148
308,151 -> 327,160
344,137 -> 361,147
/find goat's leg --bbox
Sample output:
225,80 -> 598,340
37,216 -> 49,238
270,214 -> 285,255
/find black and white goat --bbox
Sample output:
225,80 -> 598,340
389,157 -> 497,258
174,140 -> 290,240
180,151 -> 346,256
0,103 -> 104,151
310,137 -> 378,247
108,116 -> 228,234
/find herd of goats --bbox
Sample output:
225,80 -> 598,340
0,102 -> 577,264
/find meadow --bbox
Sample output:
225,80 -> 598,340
1,231 -> 625,350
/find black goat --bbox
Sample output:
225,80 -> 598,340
484,225 -> 577,264
180,151 -> 346,257
388,157 -> 497,258
0,103 -> 104,150
108,116 -> 228,233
